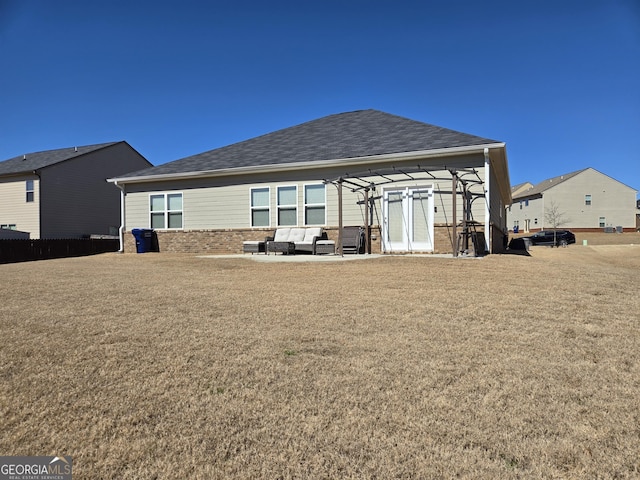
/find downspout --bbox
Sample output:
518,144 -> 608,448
33,170 -> 42,239
484,148 -> 491,253
113,180 -> 126,253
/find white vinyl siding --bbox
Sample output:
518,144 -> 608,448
0,176 -> 40,238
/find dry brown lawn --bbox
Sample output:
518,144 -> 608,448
1,237 -> 639,478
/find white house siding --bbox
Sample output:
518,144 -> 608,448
40,143 -> 150,238
509,169 -> 637,231
0,174 -> 40,238
508,196 -> 544,232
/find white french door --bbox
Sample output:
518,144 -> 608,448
382,186 -> 434,252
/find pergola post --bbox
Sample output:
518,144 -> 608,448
338,178 -> 343,256
452,171 -> 458,257
363,187 -> 370,254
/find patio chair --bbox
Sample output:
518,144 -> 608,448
341,226 -> 364,254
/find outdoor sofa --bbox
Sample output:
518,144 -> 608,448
265,227 -> 326,255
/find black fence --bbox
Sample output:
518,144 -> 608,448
0,238 -> 119,264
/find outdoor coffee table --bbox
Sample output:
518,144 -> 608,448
267,241 -> 295,255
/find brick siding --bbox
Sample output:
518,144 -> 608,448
123,224 -> 483,254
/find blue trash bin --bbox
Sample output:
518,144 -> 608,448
132,228 -> 154,253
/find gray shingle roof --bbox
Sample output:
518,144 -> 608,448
0,142 -> 120,176
512,169 -> 588,200
123,110 -> 500,178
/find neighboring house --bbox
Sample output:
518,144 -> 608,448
508,168 -> 637,233
511,181 -> 534,198
108,110 -> 512,254
0,142 -> 152,239
0,227 -> 29,239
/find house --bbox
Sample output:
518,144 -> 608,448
108,110 -> 512,255
0,142 -> 151,239
511,181 -> 534,198
508,168 -> 637,233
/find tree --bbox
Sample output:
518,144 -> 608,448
544,200 -> 570,247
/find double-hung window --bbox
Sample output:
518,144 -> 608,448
585,194 -> 592,206
277,186 -> 297,226
599,217 -> 606,228
304,184 -> 326,225
26,180 -> 34,202
150,193 -> 183,229
250,187 -> 270,227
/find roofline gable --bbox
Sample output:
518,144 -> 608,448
0,141 -> 127,177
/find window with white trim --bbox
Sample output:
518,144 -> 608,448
150,193 -> 183,229
585,194 -> 592,206
277,185 -> 297,226
26,180 -> 34,202
304,184 -> 326,225
250,187 -> 270,227
599,217 -> 606,228
1,224 -> 17,230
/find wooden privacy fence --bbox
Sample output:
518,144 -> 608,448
0,238 -> 119,264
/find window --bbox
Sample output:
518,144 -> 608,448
599,217 -> 606,228
534,218 -> 538,225
525,199 -> 529,207
150,193 -> 183,229
585,194 -> 592,206
304,184 -> 325,225
519,201 -> 522,210
277,186 -> 297,226
250,187 -> 270,227
1,224 -> 17,230
26,180 -> 34,202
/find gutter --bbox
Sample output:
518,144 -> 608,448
107,143 -> 506,185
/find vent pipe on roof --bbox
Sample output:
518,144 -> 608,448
74,147 -> 78,152
23,154 -> 26,160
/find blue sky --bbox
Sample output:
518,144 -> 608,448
1,0 -> 639,195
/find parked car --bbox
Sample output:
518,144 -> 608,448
526,229 -> 576,247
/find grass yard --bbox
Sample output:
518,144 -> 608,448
1,239 -> 639,478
